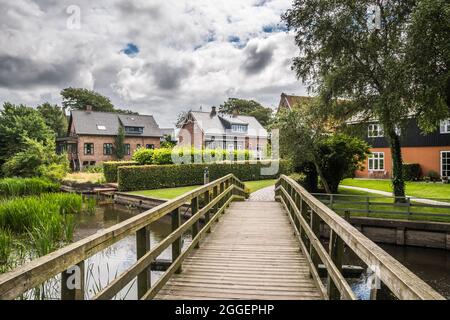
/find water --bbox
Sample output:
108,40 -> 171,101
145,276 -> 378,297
23,202 -> 450,300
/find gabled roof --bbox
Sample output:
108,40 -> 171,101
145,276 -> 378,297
278,93 -> 316,112
70,110 -> 162,137
187,111 -> 268,137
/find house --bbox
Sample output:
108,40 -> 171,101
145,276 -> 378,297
351,118 -> 450,179
177,107 -> 268,159
160,128 -> 177,143
57,106 -> 162,170
277,92 -> 450,179
277,92 -> 316,113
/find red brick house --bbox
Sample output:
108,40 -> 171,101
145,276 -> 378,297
57,107 -> 162,170
177,107 -> 268,159
277,92 -> 450,179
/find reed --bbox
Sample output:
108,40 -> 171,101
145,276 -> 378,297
0,228 -> 12,265
0,178 -> 60,198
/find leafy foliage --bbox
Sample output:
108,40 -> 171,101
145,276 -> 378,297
61,87 -> 115,112
114,126 -> 126,160
37,103 -> 68,138
402,163 -> 422,181
117,160 -> 293,191
103,161 -> 138,183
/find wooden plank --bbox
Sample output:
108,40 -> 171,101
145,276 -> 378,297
279,175 -> 445,300
136,226 -> 151,298
154,201 -> 323,300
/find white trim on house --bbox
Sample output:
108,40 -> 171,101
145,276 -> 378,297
440,151 -> 450,178
368,152 -> 385,171
440,119 -> 450,134
368,123 -> 384,138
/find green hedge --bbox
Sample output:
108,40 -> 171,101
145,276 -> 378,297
403,163 -> 421,181
117,160 -> 292,191
103,161 -> 138,183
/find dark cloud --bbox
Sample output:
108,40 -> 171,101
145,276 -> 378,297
149,61 -> 193,90
0,55 -> 77,89
242,43 -> 274,75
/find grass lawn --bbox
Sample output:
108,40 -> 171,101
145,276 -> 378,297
341,178 -> 450,200
128,179 -> 278,200
315,187 -> 450,223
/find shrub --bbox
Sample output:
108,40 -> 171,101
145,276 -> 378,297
132,148 -> 154,165
427,170 -> 440,182
0,177 -> 60,197
151,148 -> 173,165
103,161 -> 138,183
117,160 -> 293,191
402,163 -> 421,181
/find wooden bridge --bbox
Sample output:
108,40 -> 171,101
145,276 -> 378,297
0,174 -> 445,300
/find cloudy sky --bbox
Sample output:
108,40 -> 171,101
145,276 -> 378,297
0,0 -> 306,127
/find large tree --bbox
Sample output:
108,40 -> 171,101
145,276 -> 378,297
61,87 -> 115,112
283,0 -> 449,199
219,98 -> 273,127
37,102 -> 68,138
0,103 -> 54,169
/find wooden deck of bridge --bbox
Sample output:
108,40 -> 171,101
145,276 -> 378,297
155,201 -> 323,300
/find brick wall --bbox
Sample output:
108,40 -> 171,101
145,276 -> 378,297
178,121 -> 204,149
76,135 -> 160,166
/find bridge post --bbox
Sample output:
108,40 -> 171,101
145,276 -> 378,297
204,191 -> 211,233
61,260 -> 85,300
309,211 -> 321,273
191,197 -> 200,248
209,186 -> 218,233
171,208 -> 182,274
136,226 -> 151,299
327,229 -> 344,300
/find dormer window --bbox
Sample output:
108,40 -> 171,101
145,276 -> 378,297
125,126 -> 144,134
368,124 -> 384,138
232,124 -> 247,133
97,125 -> 106,131
440,119 -> 450,134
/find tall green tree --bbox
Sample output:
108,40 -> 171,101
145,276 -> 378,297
114,126 -> 126,160
282,0 -> 449,199
37,102 -> 68,138
61,87 -> 115,112
219,98 -> 273,127
0,103 -> 54,169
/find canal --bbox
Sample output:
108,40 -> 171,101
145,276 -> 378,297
22,201 -> 450,300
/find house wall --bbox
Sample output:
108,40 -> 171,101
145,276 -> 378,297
178,121 -> 204,149
76,135 -> 160,167
355,146 -> 450,178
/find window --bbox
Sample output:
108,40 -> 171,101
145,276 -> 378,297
125,126 -> 144,134
368,152 -> 385,171
441,151 -> 450,177
103,143 -> 113,155
440,119 -> 450,134
227,143 -> 234,152
231,124 -> 247,133
125,144 -> 131,155
96,125 -> 106,131
146,144 -> 154,149
84,143 -> 94,155
368,124 -> 384,137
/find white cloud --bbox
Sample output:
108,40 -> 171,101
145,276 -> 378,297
0,0 -> 305,126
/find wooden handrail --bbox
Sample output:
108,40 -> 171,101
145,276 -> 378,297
0,174 -> 246,300
275,175 -> 445,300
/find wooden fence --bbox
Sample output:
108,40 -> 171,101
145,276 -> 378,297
0,174 -> 246,300
275,175 -> 445,300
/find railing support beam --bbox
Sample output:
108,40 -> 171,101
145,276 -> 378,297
136,226 -> 151,299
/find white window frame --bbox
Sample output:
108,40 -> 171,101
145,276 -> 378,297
231,124 -> 247,133
368,152 -> 385,171
440,119 -> 450,134
440,151 -> 450,178
368,124 -> 384,138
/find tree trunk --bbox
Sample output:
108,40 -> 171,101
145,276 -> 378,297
388,129 -> 406,202
314,161 -> 332,194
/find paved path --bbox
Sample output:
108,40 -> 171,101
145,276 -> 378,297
340,185 -> 450,206
248,185 -> 275,202
155,201 -> 322,300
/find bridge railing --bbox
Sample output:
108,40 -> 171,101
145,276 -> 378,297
275,174 -> 445,300
0,174 -> 246,300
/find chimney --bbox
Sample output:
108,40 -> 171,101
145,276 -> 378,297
86,105 -> 93,113
210,106 -> 217,117
232,109 -> 238,118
